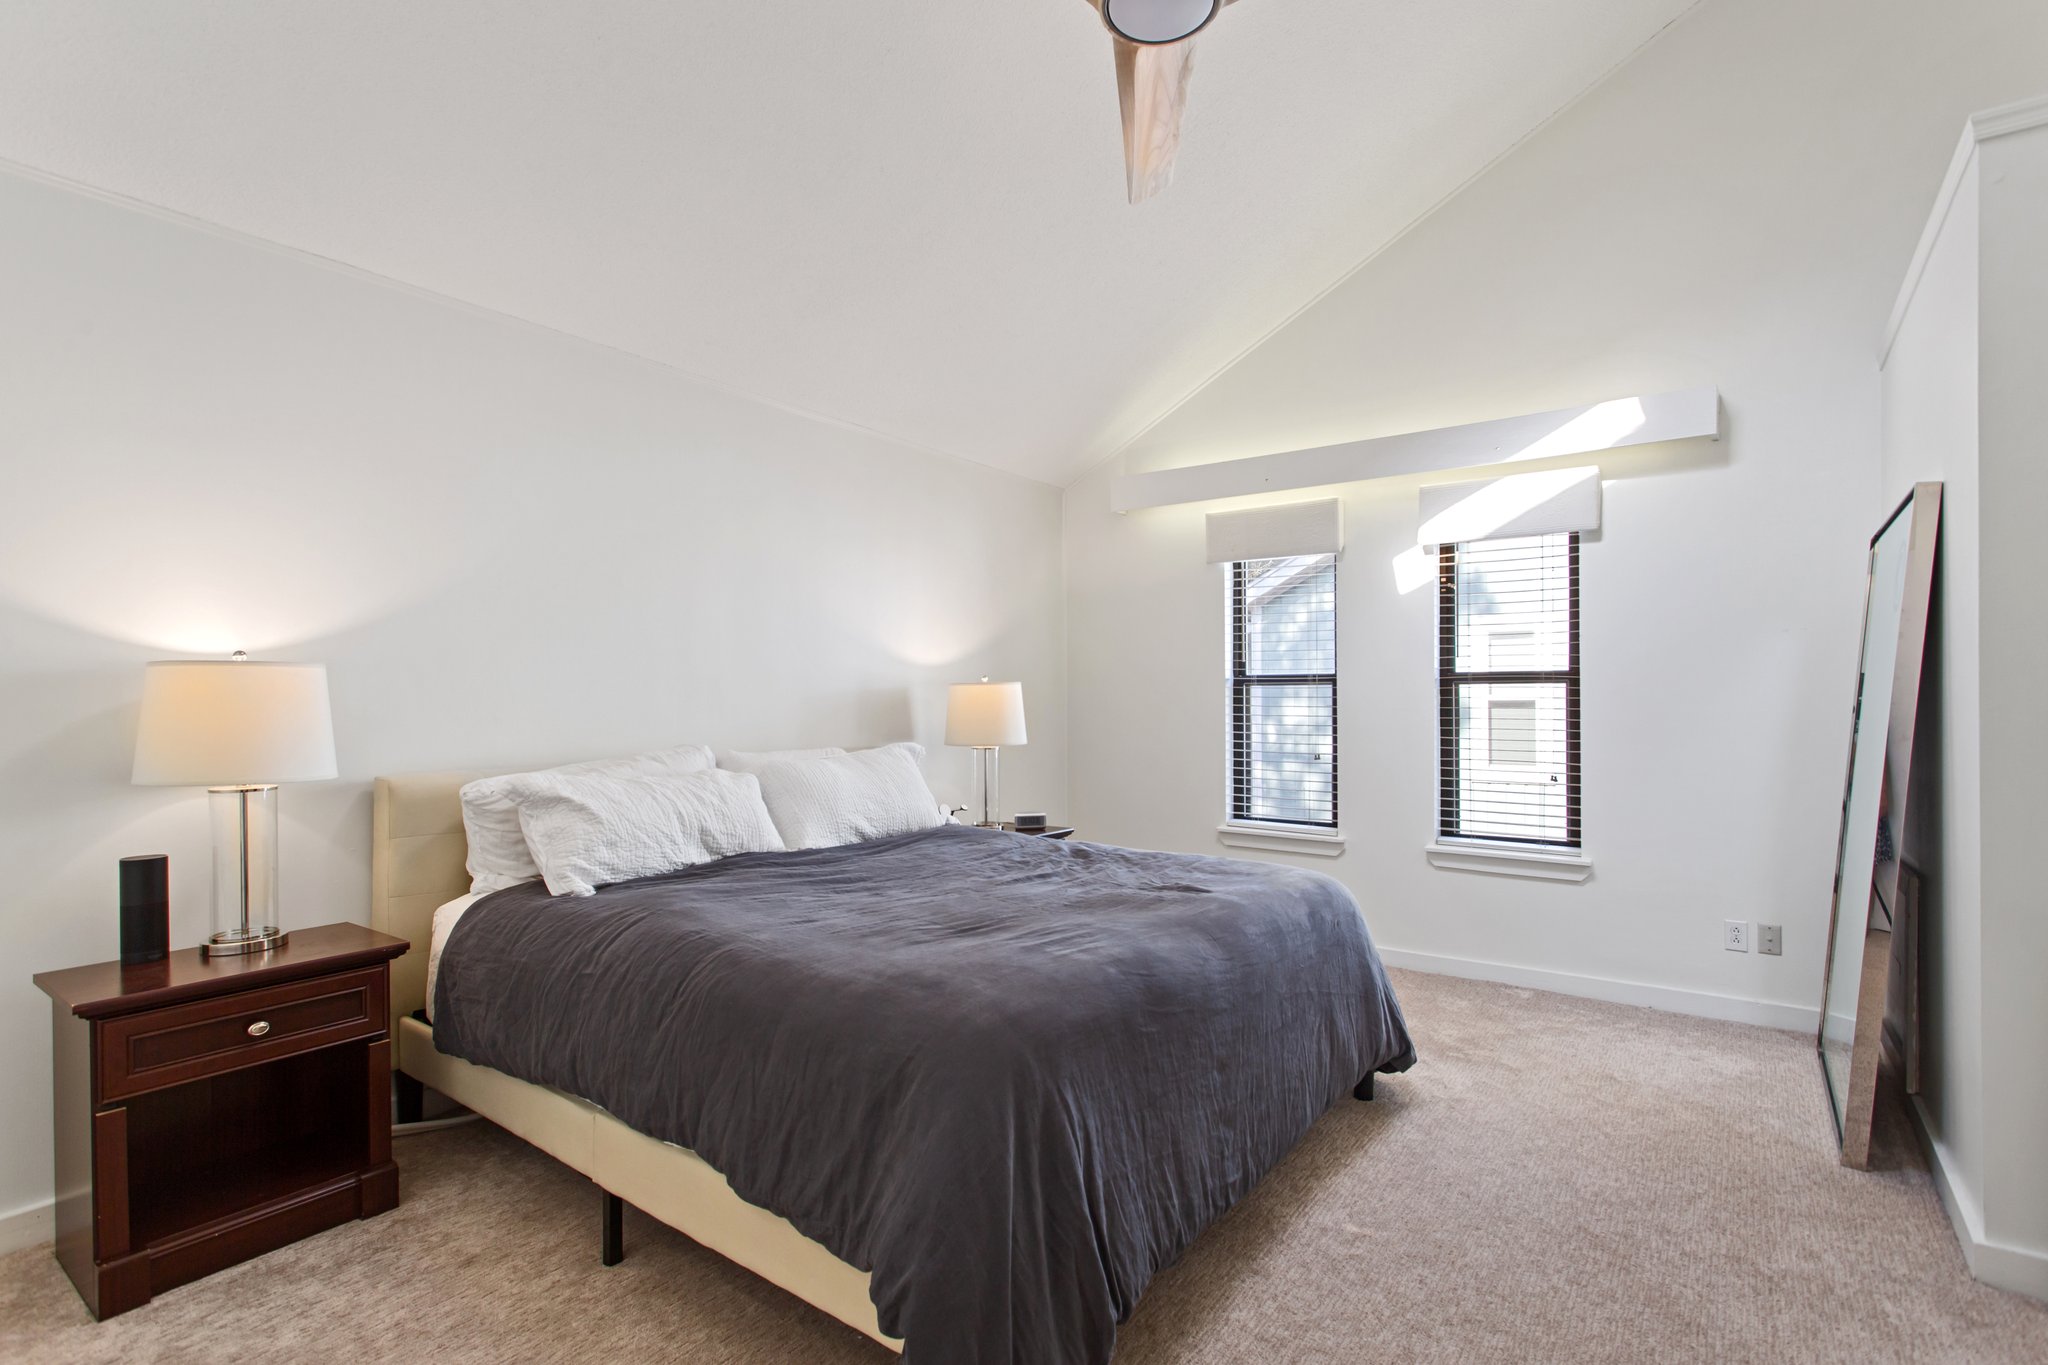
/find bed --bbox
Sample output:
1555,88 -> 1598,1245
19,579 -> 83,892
371,770 -> 1413,1364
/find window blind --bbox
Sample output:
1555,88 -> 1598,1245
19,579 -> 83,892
1230,554 -> 1337,828
1438,533 -> 1579,847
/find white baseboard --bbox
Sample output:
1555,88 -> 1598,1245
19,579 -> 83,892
1973,1238 -> 2048,1302
1911,1092 -> 1988,1252
1379,946 -> 1819,1032
1909,1095 -> 2048,1302
0,1198 -> 53,1255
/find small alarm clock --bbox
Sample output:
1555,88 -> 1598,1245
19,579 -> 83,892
1012,812 -> 1048,830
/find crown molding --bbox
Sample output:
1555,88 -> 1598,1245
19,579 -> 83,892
1969,92 -> 2048,142
1881,95 -> 2048,368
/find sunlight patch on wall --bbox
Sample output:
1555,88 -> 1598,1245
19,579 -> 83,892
1416,466 -> 1601,545
1391,544 -> 1436,595
1503,397 -> 1646,464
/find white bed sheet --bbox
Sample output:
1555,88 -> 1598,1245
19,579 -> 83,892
424,890 -> 486,1023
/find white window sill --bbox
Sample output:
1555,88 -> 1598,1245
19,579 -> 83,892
1217,823 -> 1347,857
1425,840 -> 1592,882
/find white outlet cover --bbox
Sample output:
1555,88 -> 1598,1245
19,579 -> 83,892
1724,920 -> 1749,952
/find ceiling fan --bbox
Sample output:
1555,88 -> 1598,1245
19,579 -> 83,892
1081,0 -> 1243,203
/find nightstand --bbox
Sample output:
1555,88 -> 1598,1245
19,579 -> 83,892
1001,822 -> 1076,839
33,923 -> 410,1319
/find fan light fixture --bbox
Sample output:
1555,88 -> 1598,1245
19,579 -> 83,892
1082,0 -> 1244,203
1101,0 -> 1221,44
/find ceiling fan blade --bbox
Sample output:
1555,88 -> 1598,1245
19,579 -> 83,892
1113,34 -> 1196,203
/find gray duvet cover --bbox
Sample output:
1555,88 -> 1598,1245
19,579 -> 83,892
433,824 -> 1413,1364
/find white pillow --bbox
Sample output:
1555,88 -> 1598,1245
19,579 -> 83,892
750,743 -> 946,850
459,745 -> 715,893
715,746 -> 846,773
515,768 -> 785,898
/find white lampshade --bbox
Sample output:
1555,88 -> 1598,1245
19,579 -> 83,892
133,660 -> 339,787
946,680 -> 1027,748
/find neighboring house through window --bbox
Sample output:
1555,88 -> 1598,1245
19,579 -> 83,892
1229,554 -> 1337,828
1438,532 -> 1580,848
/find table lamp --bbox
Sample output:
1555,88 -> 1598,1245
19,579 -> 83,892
946,678 -> 1026,828
132,653 -> 337,957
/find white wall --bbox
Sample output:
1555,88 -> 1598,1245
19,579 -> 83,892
1881,108 -> 2048,1297
1880,147 -> 1983,1260
1064,0 -> 2048,1035
0,169 -> 1066,1227
1973,117 -> 2048,1283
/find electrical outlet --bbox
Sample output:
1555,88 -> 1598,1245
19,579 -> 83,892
1724,920 -> 1749,953
1757,924 -> 1782,956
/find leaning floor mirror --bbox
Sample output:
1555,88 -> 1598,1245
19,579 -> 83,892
1818,482 -> 1940,1168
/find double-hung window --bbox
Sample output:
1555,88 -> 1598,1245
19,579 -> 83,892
1229,554 -> 1338,828
1438,532 -> 1580,848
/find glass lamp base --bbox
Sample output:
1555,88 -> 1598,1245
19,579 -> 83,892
202,926 -> 288,959
972,747 -> 1002,827
208,785 -> 284,956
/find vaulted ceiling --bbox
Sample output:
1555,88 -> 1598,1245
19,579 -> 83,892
0,1 -> 1697,484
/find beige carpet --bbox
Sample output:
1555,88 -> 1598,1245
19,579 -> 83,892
4,970 -> 2044,1364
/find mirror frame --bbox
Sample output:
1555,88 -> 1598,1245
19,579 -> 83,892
1817,482 -> 1941,1167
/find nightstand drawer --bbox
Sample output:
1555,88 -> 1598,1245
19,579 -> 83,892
98,968 -> 386,1102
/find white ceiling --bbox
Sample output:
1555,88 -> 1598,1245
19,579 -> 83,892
0,1 -> 1696,485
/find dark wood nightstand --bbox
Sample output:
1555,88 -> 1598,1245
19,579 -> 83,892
1001,822 -> 1076,839
33,923 -> 410,1319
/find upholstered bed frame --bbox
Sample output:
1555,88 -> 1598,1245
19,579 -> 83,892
370,772 -> 900,1352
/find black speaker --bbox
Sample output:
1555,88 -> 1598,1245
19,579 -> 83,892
120,855 -> 170,966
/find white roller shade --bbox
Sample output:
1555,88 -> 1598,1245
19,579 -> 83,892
1417,467 -> 1601,546
1205,498 -> 1342,564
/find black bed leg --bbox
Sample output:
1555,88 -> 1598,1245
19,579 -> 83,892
395,1070 -> 424,1125
1353,1075 -> 1375,1102
601,1190 -> 624,1267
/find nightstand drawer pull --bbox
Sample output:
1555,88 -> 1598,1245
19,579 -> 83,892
246,1020 -> 271,1037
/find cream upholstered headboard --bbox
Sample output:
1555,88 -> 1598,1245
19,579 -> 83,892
371,772 -> 488,1032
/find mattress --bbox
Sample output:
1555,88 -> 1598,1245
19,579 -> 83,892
422,890 -> 484,1023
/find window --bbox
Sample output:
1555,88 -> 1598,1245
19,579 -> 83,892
1229,554 -> 1337,828
1438,533 -> 1579,848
